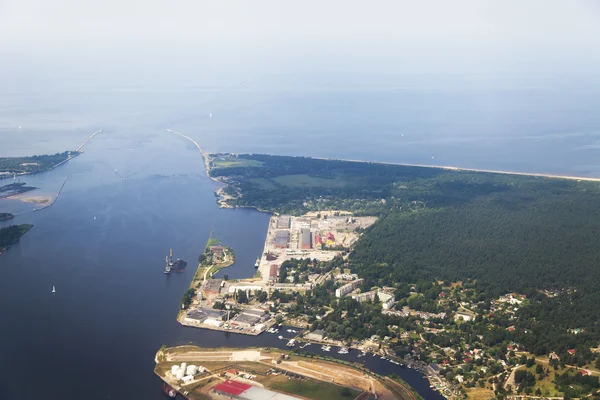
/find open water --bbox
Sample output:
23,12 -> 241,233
1,78 -> 600,399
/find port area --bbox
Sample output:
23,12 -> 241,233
155,346 -> 417,400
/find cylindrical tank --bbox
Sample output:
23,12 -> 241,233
186,365 -> 198,375
171,365 -> 179,375
180,362 -> 187,371
198,366 -> 205,373
176,370 -> 185,380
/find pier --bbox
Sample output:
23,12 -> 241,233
75,129 -> 103,152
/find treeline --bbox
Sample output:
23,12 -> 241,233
0,152 -> 74,174
0,224 -> 33,250
0,213 -> 14,221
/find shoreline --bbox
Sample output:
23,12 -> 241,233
155,345 -> 421,400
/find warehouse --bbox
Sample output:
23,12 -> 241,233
276,215 -> 291,229
273,230 -> 290,248
213,380 -> 301,400
299,228 -> 311,249
269,264 -> 279,281
230,309 -> 270,328
184,308 -> 226,324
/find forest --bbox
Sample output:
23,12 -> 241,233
210,153 -> 600,354
0,224 -> 33,252
0,151 -> 75,174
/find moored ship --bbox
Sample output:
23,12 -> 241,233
165,248 -> 187,274
162,383 -> 177,398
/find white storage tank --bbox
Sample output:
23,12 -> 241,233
198,366 -> 206,373
171,365 -> 179,375
180,362 -> 187,371
186,365 -> 198,375
176,369 -> 185,380
182,375 -> 193,383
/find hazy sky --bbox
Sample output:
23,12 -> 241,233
2,0 -> 600,83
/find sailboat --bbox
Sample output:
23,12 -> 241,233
52,286 -> 56,294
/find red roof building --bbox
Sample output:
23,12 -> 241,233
269,264 -> 279,279
326,232 -> 335,241
213,380 -> 252,397
314,234 -> 323,249
568,349 -> 576,355
581,369 -> 589,376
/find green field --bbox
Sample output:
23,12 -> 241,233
270,379 -> 360,400
210,155 -> 264,169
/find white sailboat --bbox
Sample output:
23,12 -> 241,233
52,285 -> 56,294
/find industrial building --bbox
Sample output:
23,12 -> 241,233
299,228 -> 311,249
230,309 -> 270,328
213,380 -> 301,400
184,308 -> 227,324
305,329 -> 327,341
273,230 -> 290,248
335,278 -> 363,298
276,215 -> 291,229
204,279 -> 223,295
227,284 -> 264,294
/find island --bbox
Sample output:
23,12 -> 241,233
0,224 -> 33,254
155,345 -> 420,400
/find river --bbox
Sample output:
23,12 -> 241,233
0,124 -> 443,399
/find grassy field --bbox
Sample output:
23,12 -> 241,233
272,174 -> 349,188
269,376 -> 360,400
464,387 -> 495,400
211,156 -> 263,169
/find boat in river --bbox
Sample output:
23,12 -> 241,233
52,285 -> 56,294
254,257 -> 260,268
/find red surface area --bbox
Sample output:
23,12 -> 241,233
214,380 -> 252,396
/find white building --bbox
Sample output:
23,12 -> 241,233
335,279 -> 364,298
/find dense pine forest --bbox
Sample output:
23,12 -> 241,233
209,153 -> 600,356
0,151 -> 75,175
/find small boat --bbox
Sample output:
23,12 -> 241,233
278,336 -> 284,339
338,347 -> 349,354
255,257 -> 260,268
321,345 -> 331,352
286,339 -> 296,347
52,286 -> 56,294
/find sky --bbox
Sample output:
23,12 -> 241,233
1,0 -> 600,85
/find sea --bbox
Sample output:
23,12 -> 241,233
1,75 -> 600,399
